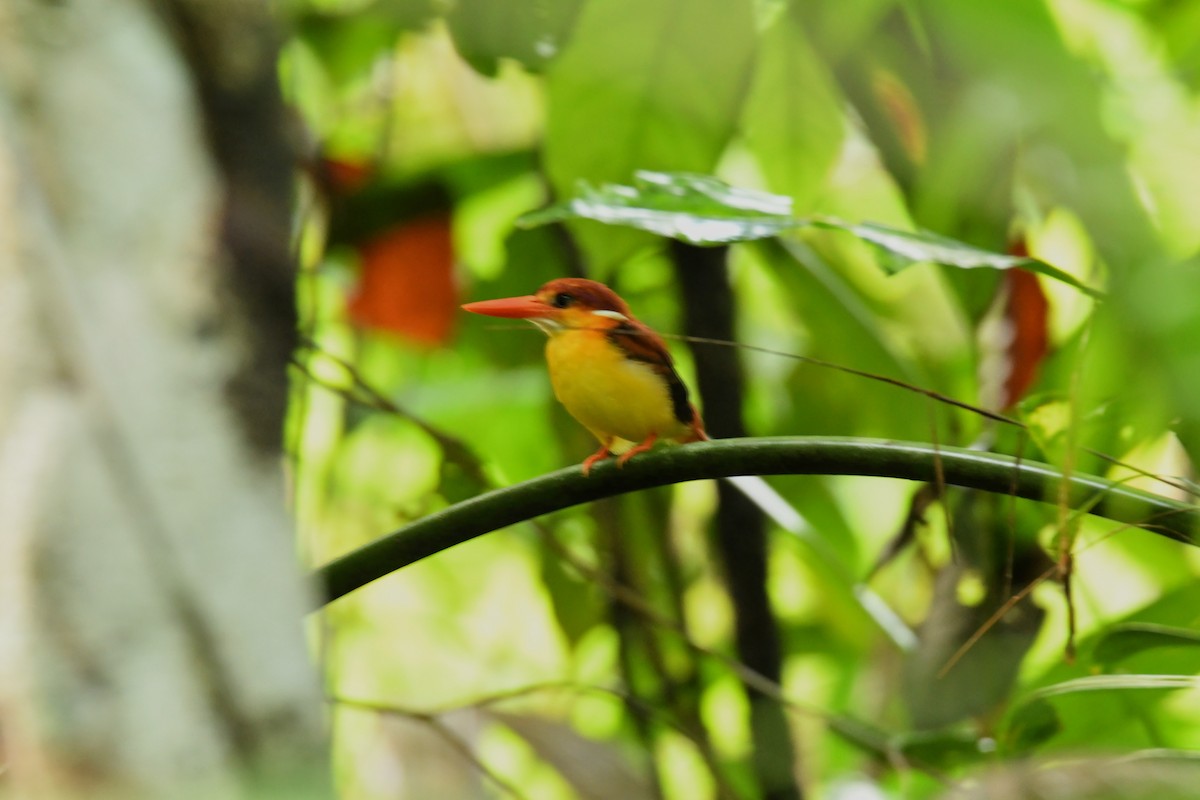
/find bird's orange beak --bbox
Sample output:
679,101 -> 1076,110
461,295 -> 548,319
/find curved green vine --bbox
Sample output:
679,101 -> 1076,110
315,437 -> 1198,606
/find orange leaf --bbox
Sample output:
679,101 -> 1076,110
347,213 -> 457,346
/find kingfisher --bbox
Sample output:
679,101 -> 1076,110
462,278 -> 708,474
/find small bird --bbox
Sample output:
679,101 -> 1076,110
467,282 -> 919,648
462,278 -> 708,474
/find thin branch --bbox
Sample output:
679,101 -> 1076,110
335,697 -> 530,800
292,342 -> 489,486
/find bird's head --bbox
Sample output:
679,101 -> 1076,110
461,278 -> 633,334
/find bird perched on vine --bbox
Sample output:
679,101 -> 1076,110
462,278 -> 708,474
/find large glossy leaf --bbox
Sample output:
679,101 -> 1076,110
520,171 -> 799,242
742,2 -> 846,210
542,0 -> 756,269
520,171 -> 1103,296
544,1 -> 755,185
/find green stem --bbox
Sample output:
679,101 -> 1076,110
315,437 -> 1199,606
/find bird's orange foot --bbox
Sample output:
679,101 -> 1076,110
582,446 -> 612,476
616,432 -> 658,467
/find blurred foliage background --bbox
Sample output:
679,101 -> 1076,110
281,0 -> 1200,797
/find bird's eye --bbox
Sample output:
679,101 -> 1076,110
551,292 -> 574,308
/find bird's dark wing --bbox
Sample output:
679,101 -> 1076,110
607,320 -> 694,426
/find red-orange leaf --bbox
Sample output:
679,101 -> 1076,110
978,254 -> 1051,411
1002,268 -> 1050,408
347,213 -> 457,346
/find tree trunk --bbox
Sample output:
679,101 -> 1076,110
0,1 -> 328,797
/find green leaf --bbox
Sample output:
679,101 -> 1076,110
1003,673 -> 1200,750
445,0 -> 585,76
377,0 -> 441,29
891,727 -> 991,770
296,1 -> 437,86
519,171 -> 1103,296
807,219 -> 1103,298
916,0 -> 1163,268
1002,698 -> 1061,754
742,2 -> 846,211
1093,623 -> 1200,668
1023,674 -> 1200,702
297,13 -> 399,86
1122,748 -> 1200,765
542,0 -> 756,268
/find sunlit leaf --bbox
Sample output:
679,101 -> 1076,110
543,0 -> 756,268
1093,623 -> 1200,668
742,3 -> 846,210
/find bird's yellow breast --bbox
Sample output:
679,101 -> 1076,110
545,329 -> 685,447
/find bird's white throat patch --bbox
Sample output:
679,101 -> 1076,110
530,317 -> 564,335
591,309 -> 629,321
